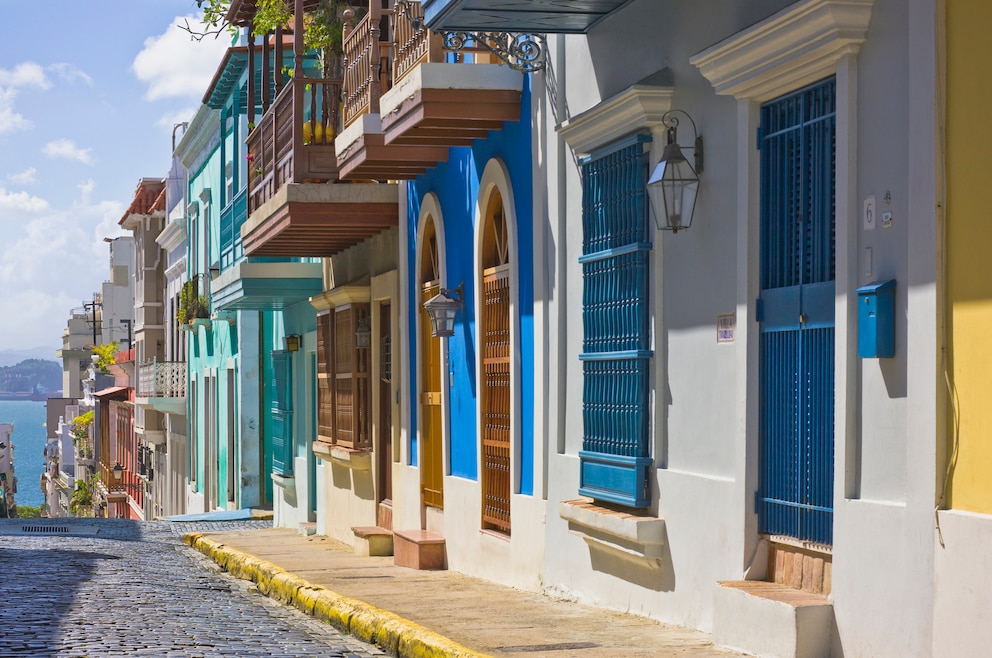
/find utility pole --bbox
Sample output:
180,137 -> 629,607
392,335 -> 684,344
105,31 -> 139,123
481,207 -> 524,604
83,299 -> 102,346
120,319 -> 133,348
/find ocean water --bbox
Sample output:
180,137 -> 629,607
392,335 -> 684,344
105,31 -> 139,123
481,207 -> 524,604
0,400 -> 47,508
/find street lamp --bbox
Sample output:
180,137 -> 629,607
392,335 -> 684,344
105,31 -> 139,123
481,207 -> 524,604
112,462 -> 123,483
423,283 -> 464,338
647,110 -> 704,233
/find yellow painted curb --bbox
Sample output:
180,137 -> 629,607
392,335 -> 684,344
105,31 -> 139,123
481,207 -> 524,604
181,532 -> 490,658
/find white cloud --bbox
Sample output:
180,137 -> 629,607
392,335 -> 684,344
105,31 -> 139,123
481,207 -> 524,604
0,186 -> 48,216
0,181 -> 125,346
48,62 -> 93,86
43,139 -> 94,165
0,89 -> 31,134
132,15 -> 230,101
7,168 -> 37,185
0,62 -> 51,89
156,106 -> 197,132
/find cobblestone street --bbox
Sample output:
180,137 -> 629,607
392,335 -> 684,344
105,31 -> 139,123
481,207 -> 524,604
0,519 -> 384,658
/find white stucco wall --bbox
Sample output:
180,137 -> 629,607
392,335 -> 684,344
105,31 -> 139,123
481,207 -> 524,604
541,0 -> 940,654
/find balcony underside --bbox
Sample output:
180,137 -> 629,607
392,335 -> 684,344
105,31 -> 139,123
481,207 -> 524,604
337,131 -> 449,181
382,88 -> 521,146
135,396 -> 187,416
380,63 -> 522,153
211,261 -> 324,311
242,182 -> 399,257
420,0 -> 635,33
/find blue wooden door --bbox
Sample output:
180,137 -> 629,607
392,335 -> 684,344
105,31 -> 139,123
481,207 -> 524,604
758,78 -> 836,546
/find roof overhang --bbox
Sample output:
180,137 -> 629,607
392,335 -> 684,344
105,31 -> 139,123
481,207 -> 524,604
420,0 -> 636,33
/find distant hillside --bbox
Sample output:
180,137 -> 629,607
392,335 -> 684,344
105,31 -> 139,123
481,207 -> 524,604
0,359 -> 62,394
0,347 -> 58,368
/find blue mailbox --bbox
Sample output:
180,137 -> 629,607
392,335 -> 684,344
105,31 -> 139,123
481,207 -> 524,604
856,279 -> 896,358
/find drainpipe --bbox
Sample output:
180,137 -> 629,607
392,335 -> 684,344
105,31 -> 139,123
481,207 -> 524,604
555,35 -> 567,464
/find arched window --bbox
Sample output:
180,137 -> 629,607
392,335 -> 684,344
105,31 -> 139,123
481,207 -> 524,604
480,189 -> 511,534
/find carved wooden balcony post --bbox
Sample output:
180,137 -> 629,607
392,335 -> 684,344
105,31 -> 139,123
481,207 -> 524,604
370,1 -> 383,114
247,24 -> 256,127
292,0 -> 305,184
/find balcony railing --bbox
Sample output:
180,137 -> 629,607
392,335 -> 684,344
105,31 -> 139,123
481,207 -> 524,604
246,76 -> 343,216
343,6 -> 391,127
393,1 -> 443,83
137,360 -> 187,399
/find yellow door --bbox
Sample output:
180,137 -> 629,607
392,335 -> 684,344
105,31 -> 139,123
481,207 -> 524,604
420,281 -> 444,508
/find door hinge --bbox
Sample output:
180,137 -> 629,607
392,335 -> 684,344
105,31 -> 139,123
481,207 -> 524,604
756,124 -> 765,149
755,298 -> 764,322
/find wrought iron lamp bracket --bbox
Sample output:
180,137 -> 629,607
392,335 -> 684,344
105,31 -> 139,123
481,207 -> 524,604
441,31 -> 547,73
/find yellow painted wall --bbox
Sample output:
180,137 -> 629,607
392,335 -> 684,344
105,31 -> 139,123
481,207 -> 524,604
945,0 -> 992,512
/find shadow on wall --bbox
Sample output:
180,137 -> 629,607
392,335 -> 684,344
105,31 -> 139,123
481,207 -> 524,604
331,461 -> 375,501
582,525 -> 676,592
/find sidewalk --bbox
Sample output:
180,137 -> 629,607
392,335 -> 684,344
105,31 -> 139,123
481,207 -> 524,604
183,527 -> 747,658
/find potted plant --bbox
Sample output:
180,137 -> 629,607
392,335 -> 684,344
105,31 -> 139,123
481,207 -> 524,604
178,278 -> 210,328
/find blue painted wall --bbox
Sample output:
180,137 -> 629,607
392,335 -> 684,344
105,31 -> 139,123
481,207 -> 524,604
406,76 -> 535,495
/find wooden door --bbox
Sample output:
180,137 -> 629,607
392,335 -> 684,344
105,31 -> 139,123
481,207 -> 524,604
420,281 -> 444,509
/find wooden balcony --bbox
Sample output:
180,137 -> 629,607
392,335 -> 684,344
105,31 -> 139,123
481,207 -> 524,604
242,43 -> 401,256
335,3 -> 452,181
247,76 -> 341,213
338,1 -> 522,177
420,0 -> 635,33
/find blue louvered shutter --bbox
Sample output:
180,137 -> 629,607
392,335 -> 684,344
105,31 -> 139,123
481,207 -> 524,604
578,134 -> 654,508
270,350 -> 294,475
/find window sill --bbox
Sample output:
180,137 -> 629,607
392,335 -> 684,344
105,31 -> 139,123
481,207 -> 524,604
559,497 -> 667,567
272,471 -> 295,489
313,441 -> 371,471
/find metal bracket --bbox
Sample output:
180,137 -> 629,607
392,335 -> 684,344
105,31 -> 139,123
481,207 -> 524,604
441,31 -> 547,73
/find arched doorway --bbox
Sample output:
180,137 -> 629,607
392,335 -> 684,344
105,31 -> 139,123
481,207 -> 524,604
419,218 -> 444,509
480,190 -> 511,534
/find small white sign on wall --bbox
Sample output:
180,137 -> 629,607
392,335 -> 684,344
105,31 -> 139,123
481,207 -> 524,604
717,313 -> 736,344
864,195 -> 876,231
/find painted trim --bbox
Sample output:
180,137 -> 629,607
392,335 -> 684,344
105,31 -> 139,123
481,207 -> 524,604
690,0 -> 875,102
474,158 -> 523,500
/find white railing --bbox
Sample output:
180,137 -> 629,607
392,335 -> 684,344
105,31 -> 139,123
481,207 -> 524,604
137,360 -> 186,398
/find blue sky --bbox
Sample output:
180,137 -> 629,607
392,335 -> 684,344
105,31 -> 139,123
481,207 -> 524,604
0,2 -> 230,354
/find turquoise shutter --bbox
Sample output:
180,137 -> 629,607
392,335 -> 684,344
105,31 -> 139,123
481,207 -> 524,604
578,134 -> 653,508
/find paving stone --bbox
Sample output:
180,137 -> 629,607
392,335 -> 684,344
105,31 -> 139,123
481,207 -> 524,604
0,518 -> 383,657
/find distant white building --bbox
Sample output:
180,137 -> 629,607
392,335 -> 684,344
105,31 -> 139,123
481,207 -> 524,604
0,423 -> 16,517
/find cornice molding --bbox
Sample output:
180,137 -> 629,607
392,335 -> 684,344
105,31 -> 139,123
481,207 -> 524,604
690,0 -> 875,102
558,83 -> 673,155
309,285 -> 371,312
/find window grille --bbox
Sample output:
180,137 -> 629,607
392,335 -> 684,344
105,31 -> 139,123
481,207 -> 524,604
577,134 -> 653,508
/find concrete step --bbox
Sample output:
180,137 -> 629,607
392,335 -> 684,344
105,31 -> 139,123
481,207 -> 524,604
713,580 -> 834,658
351,525 -> 394,556
393,529 -> 446,570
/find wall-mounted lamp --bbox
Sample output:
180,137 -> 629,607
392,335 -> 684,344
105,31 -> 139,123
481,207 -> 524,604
112,461 -> 124,482
284,334 -> 301,352
423,283 -> 464,338
647,110 -> 703,233
356,316 -> 372,349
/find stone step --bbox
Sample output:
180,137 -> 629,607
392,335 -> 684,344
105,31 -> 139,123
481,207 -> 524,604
351,525 -> 394,557
713,580 -> 834,658
393,529 -> 446,570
